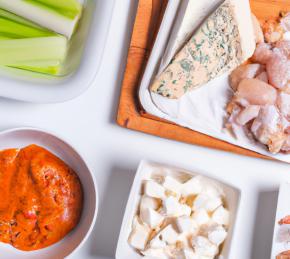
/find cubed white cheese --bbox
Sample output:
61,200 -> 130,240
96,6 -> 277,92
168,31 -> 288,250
176,216 -> 198,235
128,217 -> 151,250
181,248 -> 199,259
212,206 -> 230,226
158,224 -> 179,245
181,176 -> 203,196
144,180 -> 166,199
191,236 -> 218,257
140,208 -> 164,229
163,196 -> 191,217
207,225 -> 227,246
140,195 -> 160,211
149,234 -> 167,249
193,194 -> 222,212
142,248 -> 168,258
192,209 -> 210,226
163,175 -> 183,195
203,182 -> 224,198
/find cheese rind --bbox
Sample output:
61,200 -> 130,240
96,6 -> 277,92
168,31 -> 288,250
151,0 -> 256,99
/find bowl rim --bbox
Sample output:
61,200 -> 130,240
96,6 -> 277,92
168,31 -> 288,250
115,160 -> 242,259
0,126 -> 99,258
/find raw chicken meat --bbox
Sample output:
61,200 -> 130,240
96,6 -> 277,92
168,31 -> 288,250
226,12 -> 290,154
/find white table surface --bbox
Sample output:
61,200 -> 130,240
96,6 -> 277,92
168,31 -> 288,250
0,1 -> 289,258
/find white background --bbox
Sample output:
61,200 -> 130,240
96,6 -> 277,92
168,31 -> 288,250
0,1 -> 289,258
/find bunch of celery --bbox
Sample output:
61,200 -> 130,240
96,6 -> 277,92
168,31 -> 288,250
0,0 -> 82,76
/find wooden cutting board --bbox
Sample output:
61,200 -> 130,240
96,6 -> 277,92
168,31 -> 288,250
117,0 -> 290,160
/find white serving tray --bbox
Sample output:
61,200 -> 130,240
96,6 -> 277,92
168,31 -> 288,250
116,160 -> 241,259
0,0 -> 115,103
138,0 -> 290,163
271,183 -> 290,258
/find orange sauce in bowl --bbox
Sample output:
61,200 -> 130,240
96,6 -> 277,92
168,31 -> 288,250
0,144 -> 83,251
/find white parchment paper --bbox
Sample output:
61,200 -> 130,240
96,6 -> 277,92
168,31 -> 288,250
138,0 -> 290,163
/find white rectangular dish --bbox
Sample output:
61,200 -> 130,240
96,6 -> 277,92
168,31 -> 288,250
271,183 -> 290,258
138,0 -> 290,163
116,160 -> 241,259
0,0 -> 115,103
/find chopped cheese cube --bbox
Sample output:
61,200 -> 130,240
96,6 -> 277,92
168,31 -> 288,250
128,217 -> 151,250
163,196 -> 192,217
192,209 -> 210,226
144,180 -> 166,199
193,194 -> 222,212
142,248 -> 168,258
212,206 -> 230,226
158,225 -> 179,245
191,236 -> 218,257
140,208 -> 164,229
149,234 -> 167,249
140,195 -> 160,211
162,176 -> 183,195
207,225 -> 227,246
181,176 -> 203,196
176,216 -> 198,235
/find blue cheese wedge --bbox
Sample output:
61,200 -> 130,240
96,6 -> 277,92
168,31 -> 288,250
151,0 -> 256,99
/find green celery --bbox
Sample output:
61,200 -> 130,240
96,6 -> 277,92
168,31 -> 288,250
0,36 -> 67,65
0,17 -> 55,38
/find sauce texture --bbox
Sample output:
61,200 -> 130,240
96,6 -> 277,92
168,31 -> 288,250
0,144 -> 83,251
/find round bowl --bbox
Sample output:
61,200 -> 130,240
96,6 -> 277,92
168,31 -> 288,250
0,127 -> 98,258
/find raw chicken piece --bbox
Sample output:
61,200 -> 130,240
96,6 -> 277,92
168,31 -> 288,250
229,64 -> 263,90
251,105 -> 286,153
277,250 -> 290,259
256,71 -> 268,83
278,92 -> 290,118
276,40 -> 290,58
262,19 -> 284,43
281,13 -> 290,32
236,78 -> 277,105
236,105 -> 260,126
266,49 -> 290,89
252,43 -> 273,64
281,136 -> 290,153
252,14 -> 264,43
279,215 -> 290,225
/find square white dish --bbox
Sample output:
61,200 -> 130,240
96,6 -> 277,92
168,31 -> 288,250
0,0 -> 115,103
271,183 -> 290,258
116,160 -> 241,259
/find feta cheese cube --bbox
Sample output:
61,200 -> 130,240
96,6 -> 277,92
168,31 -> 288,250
144,180 -> 166,199
193,194 -> 222,212
212,206 -> 230,226
128,217 -> 151,250
142,248 -> 168,258
140,195 -> 160,211
162,176 -> 182,195
181,176 -> 203,196
163,196 -> 180,216
163,196 -> 191,217
181,248 -> 199,259
149,234 -> 167,249
141,208 -> 164,229
192,209 -> 210,226
158,224 -> 179,245
176,216 -> 198,235
207,225 -> 227,246
191,236 -> 218,257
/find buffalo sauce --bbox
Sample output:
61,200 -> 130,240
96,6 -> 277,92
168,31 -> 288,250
0,144 -> 83,251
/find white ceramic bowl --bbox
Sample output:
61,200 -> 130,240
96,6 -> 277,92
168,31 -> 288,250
0,127 -> 98,259
0,0 -> 115,103
116,160 -> 241,259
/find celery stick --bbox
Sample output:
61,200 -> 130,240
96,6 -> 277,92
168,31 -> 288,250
0,36 -> 67,65
0,0 -> 82,38
26,0 -> 82,19
0,8 -> 47,30
8,60 -> 62,75
0,18 -> 54,38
